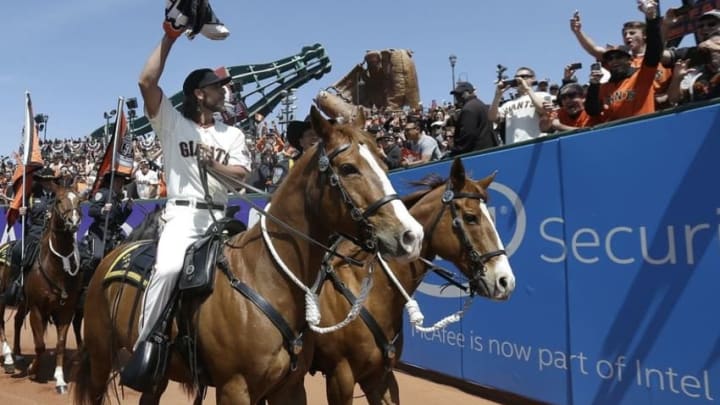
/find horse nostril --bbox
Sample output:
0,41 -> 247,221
401,230 -> 417,248
498,276 -> 508,290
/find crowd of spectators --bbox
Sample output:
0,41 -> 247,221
2,4 -> 719,201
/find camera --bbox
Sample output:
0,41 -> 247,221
502,78 -> 537,87
590,62 -> 601,71
569,62 -> 583,70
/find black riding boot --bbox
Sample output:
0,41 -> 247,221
120,331 -> 170,393
3,261 -> 23,307
120,294 -> 177,393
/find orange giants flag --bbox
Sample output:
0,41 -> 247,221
5,92 -> 44,230
91,98 -> 133,194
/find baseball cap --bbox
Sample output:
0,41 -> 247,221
182,69 -> 232,97
558,83 -> 584,98
700,9 -> 720,20
602,45 -> 632,60
286,116 -> 313,151
450,81 -> 475,95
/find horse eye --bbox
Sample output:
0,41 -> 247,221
463,214 -> 478,224
338,164 -> 359,176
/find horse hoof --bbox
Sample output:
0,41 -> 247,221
3,364 -> 14,374
56,385 -> 68,394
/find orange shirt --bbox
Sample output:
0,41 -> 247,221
631,55 -> 672,94
557,109 -> 598,128
598,63 -> 657,122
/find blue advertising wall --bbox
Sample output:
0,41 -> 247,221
398,103 -> 720,405
1,103 -> 718,404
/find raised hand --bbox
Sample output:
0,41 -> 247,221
570,10 -> 582,33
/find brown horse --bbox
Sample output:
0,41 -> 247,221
285,157 -> 516,405
73,106 -> 424,405
8,187 -> 82,393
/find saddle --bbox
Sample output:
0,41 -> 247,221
104,218 -> 246,297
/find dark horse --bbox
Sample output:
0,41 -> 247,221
72,204 -> 165,348
1,187 -> 82,393
73,107 -> 424,405
274,158 -> 516,405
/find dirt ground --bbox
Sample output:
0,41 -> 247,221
0,309 -> 504,404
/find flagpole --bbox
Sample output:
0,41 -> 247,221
102,97 -> 124,252
20,91 -> 32,286
20,160 -> 26,286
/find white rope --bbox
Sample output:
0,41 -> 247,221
48,236 -> 80,276
376,254 -> 473,333
260,204 -> 374,334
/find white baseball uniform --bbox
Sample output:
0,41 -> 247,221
137,94 -> 251,345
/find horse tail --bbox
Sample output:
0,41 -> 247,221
72,345 -> 96,405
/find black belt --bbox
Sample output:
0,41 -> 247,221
173,200 -> 225,211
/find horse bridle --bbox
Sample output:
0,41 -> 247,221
428,181 -> 507,295
52,198 -> 80,232
318,142 -> 399,252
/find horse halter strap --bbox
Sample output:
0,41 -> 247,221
318,142 -> 399,252
435,181 -> 506,280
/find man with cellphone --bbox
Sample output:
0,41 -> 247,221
488,67 -> 551,144
585,0 -> 662,122
571,6 -> 672,107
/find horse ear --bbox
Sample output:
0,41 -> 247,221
478,170 -> 498,190
310,105 -> 333,143
352,107 -> 366,129
450,157 -> 466,190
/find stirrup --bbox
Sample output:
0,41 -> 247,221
120,334 -> 169,393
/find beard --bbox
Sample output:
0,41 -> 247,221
609,64 -> 634,81
200,97 -> 226,113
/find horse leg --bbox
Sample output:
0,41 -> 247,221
12,301 -> 27,357
52,311 -> 74,394
359,370 -> 400,405
216,375 -> 251,405
26,306 -> 47,379
138,377 -> 169,405
0,302 -> 14,374
73,306 -> 83,348
265,376 -> 307,405
325,361 -> 357,405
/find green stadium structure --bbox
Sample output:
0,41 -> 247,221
89,43 -> 331,139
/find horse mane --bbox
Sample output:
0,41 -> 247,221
126,204 -> 163,242
401,174 -> 446,208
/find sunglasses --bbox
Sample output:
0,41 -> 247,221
515,74 -> 534,79
697,21 -> 719,29
560,92 -> 581,100
603,53 -> 628,61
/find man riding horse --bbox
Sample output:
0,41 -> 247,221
5,167 -> 59,305
79,171 -> 133,277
